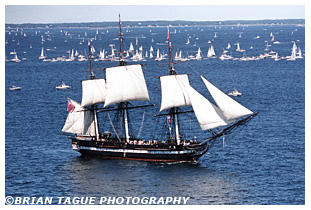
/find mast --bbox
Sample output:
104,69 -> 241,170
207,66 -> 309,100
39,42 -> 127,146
118,14 -> 130,142
88,41 -> 99,140
167,28 -> 175,75
119,14 -> 125,66
167,28 -> 180,144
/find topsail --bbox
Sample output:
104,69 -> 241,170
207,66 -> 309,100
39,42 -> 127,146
104,64 -> 150,107
159,74 -> 191,112
81,79 -> 106,107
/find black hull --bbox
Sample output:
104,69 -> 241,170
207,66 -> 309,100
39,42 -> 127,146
79,149 -> 201,162
71,138 -> 208,162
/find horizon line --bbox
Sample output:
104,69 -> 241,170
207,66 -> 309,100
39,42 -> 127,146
5,18 -> 305,25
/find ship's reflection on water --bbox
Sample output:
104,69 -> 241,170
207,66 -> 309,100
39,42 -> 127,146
59,155 -> 248,204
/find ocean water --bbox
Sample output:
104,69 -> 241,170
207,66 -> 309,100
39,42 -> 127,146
5,24 -> 304,204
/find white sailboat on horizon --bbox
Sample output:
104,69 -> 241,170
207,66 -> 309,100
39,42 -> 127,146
39,47 -> 47,60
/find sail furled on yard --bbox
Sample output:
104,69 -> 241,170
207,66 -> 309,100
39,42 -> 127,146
187,86 -> 229,130
159,74 -> 191,112
104,64 -> 150,107
62,99 -> 96,136
201,76 -> 253,121
81,79 -> 106,107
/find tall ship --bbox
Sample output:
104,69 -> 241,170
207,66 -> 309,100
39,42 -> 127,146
62,16 -> 258,162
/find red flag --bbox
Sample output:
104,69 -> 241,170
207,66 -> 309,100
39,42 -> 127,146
67,99 -> 75,113
167,115 -> 171,124
167,27 -> 170,40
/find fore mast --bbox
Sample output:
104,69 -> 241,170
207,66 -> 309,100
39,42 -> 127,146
88,40 -> 99,140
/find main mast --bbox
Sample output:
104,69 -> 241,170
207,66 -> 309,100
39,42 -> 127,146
118,14 -> 130,142
167,28 -> 180,145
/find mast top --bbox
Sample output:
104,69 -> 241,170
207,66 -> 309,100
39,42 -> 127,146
167,28 -> 175,75
88,41 -> 95,80
118,14 -> 125,66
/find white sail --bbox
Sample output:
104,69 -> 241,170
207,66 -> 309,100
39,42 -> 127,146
207,48 -> 212,57
296,47 -> 303,58
104,64 -> 150,107
39,47 -> 46,59
40,47 -> 44,56
111,48 -> 115,56
187,86 -> 228,130
207,45 -> 216,57
271,35 -> 275,42
186,38 -> 190,44
62,99 -> 96,136
196,47 -> 202,60
290,42 -> 297,59
210,45 -> 216,56
236,42 -> 240,51
160,74 -> 191,112
201,76 -> 253,121
292,42 -> 297,52
81,79 -> 106,107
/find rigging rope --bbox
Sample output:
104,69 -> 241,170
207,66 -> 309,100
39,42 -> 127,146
137,111 -> 145,139
107,113 -> 121,141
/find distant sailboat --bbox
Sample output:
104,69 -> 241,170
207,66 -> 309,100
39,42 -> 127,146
196,47 -> 202,60
186,37 -> 190,45
207,45 -> 216,58
226,43 -> 231,49
287,42 -> 298,61
11,53 -> 21,62
274,52 -> 280,61
149,46 -> 154,58
271,35 -> 275,42
236,43 -> 245,52
39,47 -> 47,60
155,49 -> 165,61
128,42 -> 134,52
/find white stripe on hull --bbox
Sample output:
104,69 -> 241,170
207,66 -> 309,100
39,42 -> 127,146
73,144 -> 195,155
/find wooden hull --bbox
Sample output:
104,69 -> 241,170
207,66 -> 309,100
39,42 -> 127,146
71,138 -> 208,162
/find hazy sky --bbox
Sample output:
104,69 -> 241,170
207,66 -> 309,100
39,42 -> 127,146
5,5 -> 305,24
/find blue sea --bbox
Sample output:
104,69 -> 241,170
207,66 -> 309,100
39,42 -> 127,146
5,24 -> 305,205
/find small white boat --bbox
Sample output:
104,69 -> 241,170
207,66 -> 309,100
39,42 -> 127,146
39,47 -> 47,60
228,88 -> 242,96
9,85 -> 21,91
56,82 -> 71,89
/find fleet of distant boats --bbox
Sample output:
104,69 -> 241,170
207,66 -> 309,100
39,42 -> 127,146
5,27 -> 304,63
6,26 -> 304,92
6,41 -> 303,63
